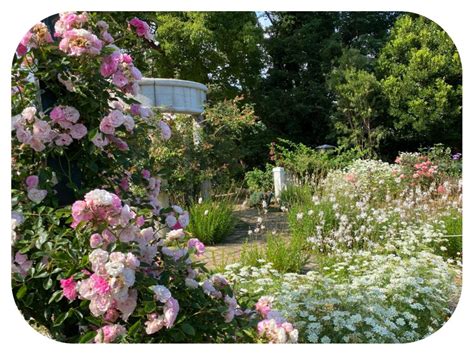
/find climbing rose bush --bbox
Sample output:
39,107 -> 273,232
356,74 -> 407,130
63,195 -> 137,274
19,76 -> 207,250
11,12 -> 273,343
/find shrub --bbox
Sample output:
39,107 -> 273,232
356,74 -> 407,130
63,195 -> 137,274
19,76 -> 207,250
187,200 -> 236,245
272,139 -> 366,186
11,13 -> 276,344
244,164 -> 273,194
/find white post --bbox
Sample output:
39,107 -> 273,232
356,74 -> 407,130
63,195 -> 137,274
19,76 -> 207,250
272,167 -> 287,199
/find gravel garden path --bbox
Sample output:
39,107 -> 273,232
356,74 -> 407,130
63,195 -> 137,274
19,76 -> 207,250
201,203 -> 289,269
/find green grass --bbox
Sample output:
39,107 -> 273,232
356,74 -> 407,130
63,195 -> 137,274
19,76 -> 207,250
279,184 -> 313,208
187,200 -> 236,245
440,208 -> 462,258
240,233 -> 309,273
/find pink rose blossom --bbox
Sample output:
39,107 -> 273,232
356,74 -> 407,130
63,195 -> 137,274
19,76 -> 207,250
187,238 -> 205,256
55,133 -> 73,146
141,169 -> 151,179
112,70 -> 128,87
99,117 -> 115,135
107,110 -> 125,127
27,188 -> 47,203
94,324 -> 126,343
255,296 -> 274,318
163,297 -> 179,328
103,308 -> 120,323
69,124 -> 87,139
29,137 -> 46,152
159,120 -> 171,140
21,107 -> 37,122
59,29 -> 103,56
109,136 -> 129,151
136,215 -> 145,227
145,313 -> 166,335
119,176 -> 129,191
90,233 -> 103,248
91,274 -> 110,295
25,175 -> 39,189
129,17 -> 153,40
100,51 -> 121,77
60,276 -> 78,301
91,132 -> 109,148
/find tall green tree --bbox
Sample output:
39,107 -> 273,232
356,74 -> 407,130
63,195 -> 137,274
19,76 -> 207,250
96,12 -> 265,101
377,14 -> 462,152
328,67 -> 386,156
255,12 -> 341,146
255,12 -> 399,149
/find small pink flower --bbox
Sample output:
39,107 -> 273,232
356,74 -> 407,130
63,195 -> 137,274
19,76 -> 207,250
99,117 -> 115,135
112,70 -> 128,88
60,276 -> 78,301
91,132 -> 109,148
187,238 -> 205,256
136,215 -> 145,227
107,110 -> 125,127
25,175 -> 39,189
255,296 -> 274,318
55,133 -> 73,146
100,51 -> 121,77
69,124 -> 88,139
163,297 -> 179,328
437,185 -> 447,194
59,29 -> 103,56
119,176 -> 129,191
94,324 -> 126,343
129,18 -> 153,40
141,169 -> 151,179
29,137 -> 46,152
90,233 -> 103,248
91,274 -> 110,295
159,120 -> 171,140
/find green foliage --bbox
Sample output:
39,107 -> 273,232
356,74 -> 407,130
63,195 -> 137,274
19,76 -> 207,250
240,234 -> 309,273
328,67 -> 387,156
279,185 -> 313,209
244,164 -> 273,193
377,14 -> 462,149
272,139 -> 366,186
256,12 -> 398,147
187,200 -> 236,245
153,97 -> 258,202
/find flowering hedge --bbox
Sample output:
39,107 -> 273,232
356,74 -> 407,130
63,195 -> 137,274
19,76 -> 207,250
11,12 -> 297,343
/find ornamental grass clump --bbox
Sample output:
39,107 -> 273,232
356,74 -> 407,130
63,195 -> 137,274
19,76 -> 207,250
187,199 -> 236,245
240,233 -> 309,273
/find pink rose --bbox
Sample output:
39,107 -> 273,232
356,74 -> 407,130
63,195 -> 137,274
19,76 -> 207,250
60,276 -> 77,301
112,70 -> 128,88
55,133 -> 73,146
29,137 -> 46,152
25,175 -> 39,189
187,238 -> 205,256
129,18 -> 153,40
91,132 -> 109,148
99,117 -> 115,135
69,124 -> 88,139
90,233 -> 103,248
163,297 -> 179,328
91,274 -> 110,295
100,51 -> 120,77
